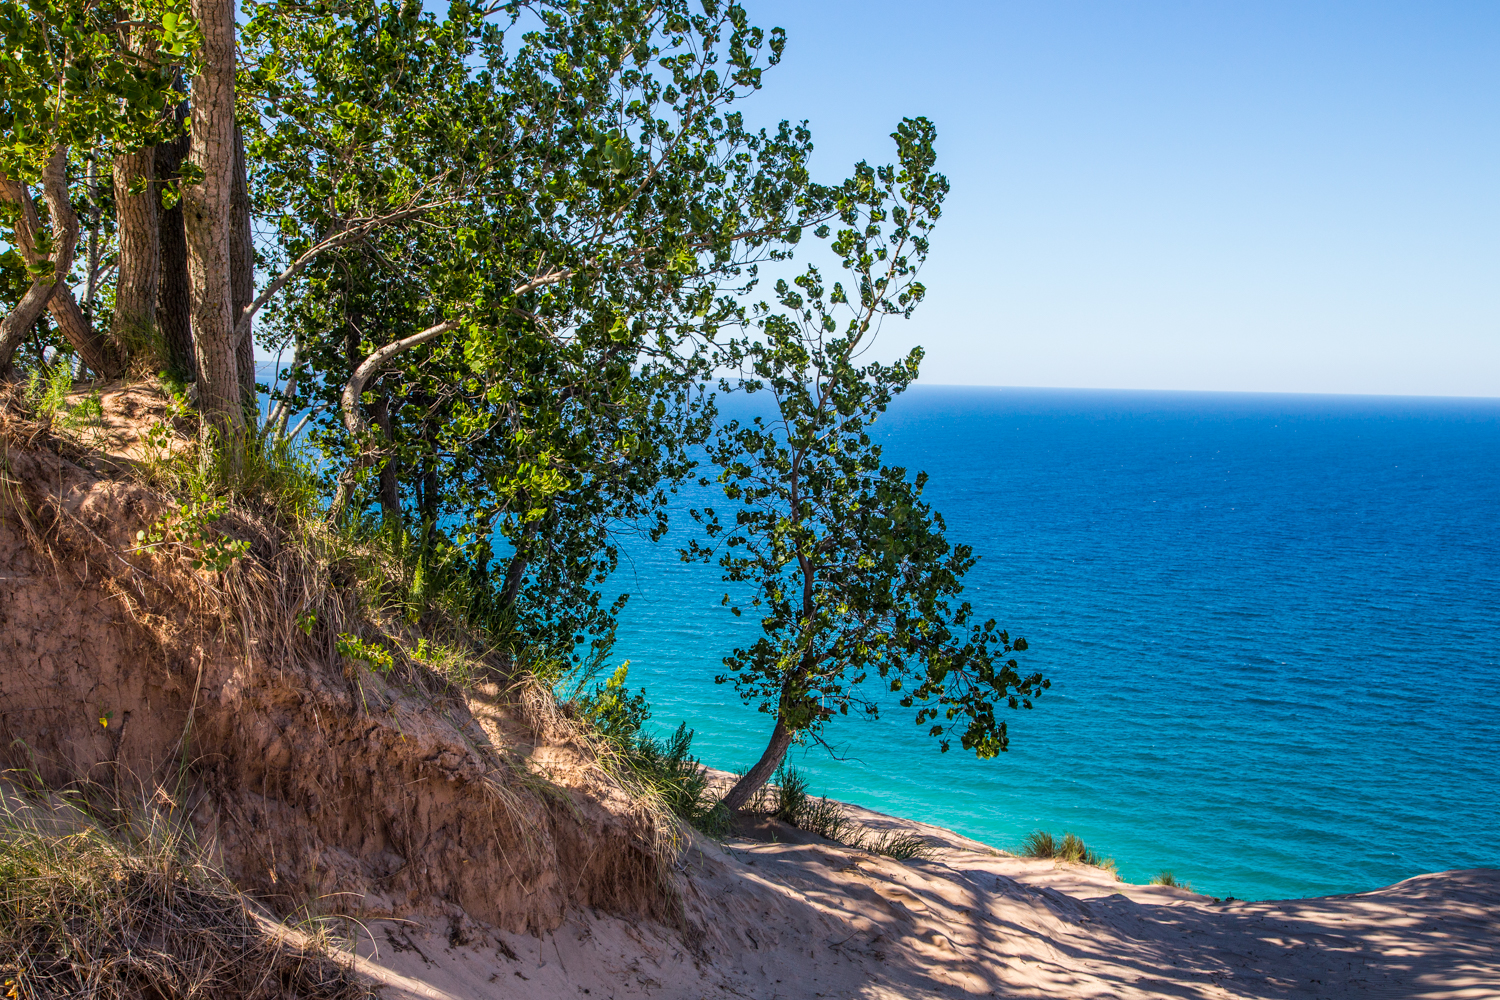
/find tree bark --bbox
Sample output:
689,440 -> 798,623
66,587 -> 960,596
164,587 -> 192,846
0,156 -> 126,378
230,122 -> 256,407
327,319 -> 457,521
184,0 -> 242,467
112,146 -> 160,350
156,105 -> 194,379
110,19 -> 161,354
0,149 -> 83,374
719,718 -> 796,813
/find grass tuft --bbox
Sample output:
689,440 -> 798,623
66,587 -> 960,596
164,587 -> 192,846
1020,829 -> 1118,877
861,830 -> 936,861
1150,871 -> 1193,891
754,764 -> 934,862
0,788 -> 369,1000
1021,829 -> 1057,859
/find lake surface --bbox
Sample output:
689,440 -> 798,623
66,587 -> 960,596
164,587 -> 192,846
605,386 -> 1500,901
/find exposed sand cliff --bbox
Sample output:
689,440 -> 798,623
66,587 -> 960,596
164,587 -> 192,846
2,383 -> 1495,1000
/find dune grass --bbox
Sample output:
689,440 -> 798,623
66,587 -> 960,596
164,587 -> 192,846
0,787 -> 369,1000
1150,871 -> 1193,891
1020,829 -> 1119,876
760,764 -> 936,861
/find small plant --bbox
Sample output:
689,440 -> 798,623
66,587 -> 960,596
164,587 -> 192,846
22,366 -> 71,419
771,762 -> 810,826
141,419 -> 175,466
336,633 -> 394,674
798,795 -> 857,843
135,477 -> 252,573
567,664 -> 725,833
295,608 -> 319,635
1151,871 -> 1192,891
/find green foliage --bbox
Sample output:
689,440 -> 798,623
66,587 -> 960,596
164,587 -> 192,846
21,365 -> 70,418
568,663 -> 721,831
243,0 -> 835,665
0,0 -> 196,181
687,119 -> 1046,786
1021,829 -> 1058,859
572,662 -> 652,745
861,830 -> 935,862
758,763 -> 933,861
770,761 -> 809,825
335,632 -> 394,674
135,474 -> 252,574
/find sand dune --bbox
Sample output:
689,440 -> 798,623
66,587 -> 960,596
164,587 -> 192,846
356,799 -> 1499,999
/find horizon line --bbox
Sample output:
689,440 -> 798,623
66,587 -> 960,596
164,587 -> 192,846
914,383 -> 1500,402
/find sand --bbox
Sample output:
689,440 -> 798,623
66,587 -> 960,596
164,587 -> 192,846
353,799 -> 1499,999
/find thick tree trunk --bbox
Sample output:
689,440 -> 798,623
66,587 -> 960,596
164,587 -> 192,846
112,147 -> 160,350
155,107 -> 194,379
230,122 -> 256,407
184,0 -> 242,467
719,717 -> 796,813
0,155 -> 126,378
110,19 -> 161,355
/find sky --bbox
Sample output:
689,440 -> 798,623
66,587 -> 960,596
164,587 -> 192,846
730,0 -> 1500,397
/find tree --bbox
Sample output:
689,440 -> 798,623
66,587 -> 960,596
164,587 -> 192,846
245,0 -> 830,657
686,119 -> 1049,812
0,0 -> 193,377
181,0 -> 240,463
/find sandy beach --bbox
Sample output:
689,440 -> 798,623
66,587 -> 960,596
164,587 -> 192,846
355,798 -> 1499,999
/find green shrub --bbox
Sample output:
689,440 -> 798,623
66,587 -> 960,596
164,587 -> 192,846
568,665 -> 724,833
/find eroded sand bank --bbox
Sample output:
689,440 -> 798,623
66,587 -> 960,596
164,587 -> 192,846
355,799 -> 1499,999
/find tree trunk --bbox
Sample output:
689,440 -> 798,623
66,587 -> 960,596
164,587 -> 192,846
719,717 -> 796,813
156,106 -> 194,379
110,19 -> 161,355
498,519 -> 539,608
0,149 -> 83,374
183,0 -> 242,469
0,156 -> 126,378
112,146 -> 160,351
230,122 -> 256,407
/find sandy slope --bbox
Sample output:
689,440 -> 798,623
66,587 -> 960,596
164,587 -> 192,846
355,800 -> 1499,999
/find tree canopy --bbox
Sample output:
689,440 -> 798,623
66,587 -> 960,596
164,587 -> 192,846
0,0 -> 1043,804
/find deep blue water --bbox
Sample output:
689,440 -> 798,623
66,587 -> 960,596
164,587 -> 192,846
607,386 -> 1500,901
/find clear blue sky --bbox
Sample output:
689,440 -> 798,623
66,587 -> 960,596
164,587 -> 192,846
735,0 -> 1500,396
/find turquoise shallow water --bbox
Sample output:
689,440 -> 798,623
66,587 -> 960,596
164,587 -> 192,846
605,386 -> 1500,901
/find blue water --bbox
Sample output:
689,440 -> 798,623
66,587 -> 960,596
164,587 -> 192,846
607,386 -> 1500,901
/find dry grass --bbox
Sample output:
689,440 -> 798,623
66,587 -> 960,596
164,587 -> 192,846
0,786 -> 370,1000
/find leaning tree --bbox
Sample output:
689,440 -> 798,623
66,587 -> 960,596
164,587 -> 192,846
687,119 -> 1049,810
